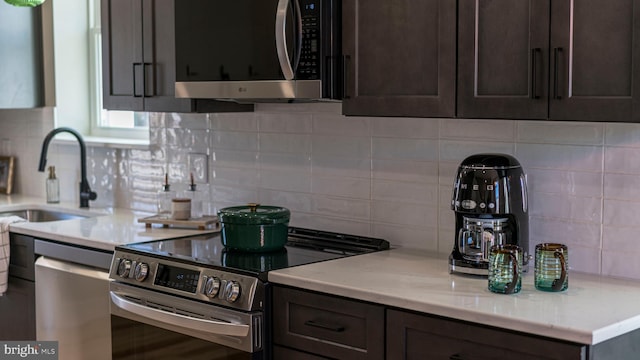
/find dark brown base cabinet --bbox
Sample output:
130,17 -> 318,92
273,285 -> 640,360
0,234 -> 36,340
387,309 -> 640,360
387,309 -> 585,360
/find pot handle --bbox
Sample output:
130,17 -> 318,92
247,203 -> 261,212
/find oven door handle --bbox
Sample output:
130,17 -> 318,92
110,292 -> 250,337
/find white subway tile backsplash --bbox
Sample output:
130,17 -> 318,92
313,134 -> 370,158
312,196 -> 371,220
165,112 -> 209,129
259,133 -> 312,154
373,137 -> 439,161
256,102 -> 342,114
257,112 -> 312,134
529,216 -> 601,249
10,104 -> 640,280
516,143 -> 603,172
604,173 -> 640,200
260,153 -> 311,172
211,131 -> 259,151
292,212 -> 371,237
371,200 -> 438,228
603,199 -> 640,226
438,162 -> 460,185
517,121 -> 604,145
440,118 -> 515,141
313,176 -> 371,199
372,159 -> 437,184
604,146 -> 640,174
605,122 -> 640,146
314,155 -> 370,178
374,223 -> 438,251
212,167 -> 260,188
439,140 -> 514,162
529,192 -> 602,223
602,225 -> 640,252
313,113 -> 370,136
260,168 -> 311,193
258,189 -> 313,213
211,185 -> 259,206
527,168 -> 603,197
602,250 -> 640,280
211,149 -> 258,169
371,117 -> 439,139
566,245 -> 601,274
372,179 -> 437,204
211,113 -> 258,132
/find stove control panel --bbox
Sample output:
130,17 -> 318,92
109,250 -> 264,312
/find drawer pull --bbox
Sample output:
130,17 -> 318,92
304,320 -> 345,332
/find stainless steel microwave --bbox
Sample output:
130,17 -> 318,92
174,0 -> 342,102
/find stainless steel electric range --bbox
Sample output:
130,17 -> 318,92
108,227 -> 389,360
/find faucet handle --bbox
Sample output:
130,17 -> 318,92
81,190 -> 97,201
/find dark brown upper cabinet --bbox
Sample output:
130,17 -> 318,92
0,2 -> 44,109
342,0 -> 457,118
458,0 -> 640,122
101,0 -> 251,113
550,0 -> 639,122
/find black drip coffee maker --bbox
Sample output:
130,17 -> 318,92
450,153 -> 529,275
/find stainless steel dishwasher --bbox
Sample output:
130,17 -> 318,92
34,239 -> 113,360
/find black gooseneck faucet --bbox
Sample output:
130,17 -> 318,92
38,127 -> 97,208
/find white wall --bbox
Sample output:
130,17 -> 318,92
3,104 -> 640,280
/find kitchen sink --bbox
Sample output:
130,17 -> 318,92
0,209 -> 88,222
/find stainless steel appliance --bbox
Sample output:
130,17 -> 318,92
449,153 -> 529,275
174,0 -> 342,101
109,227 -> 389,359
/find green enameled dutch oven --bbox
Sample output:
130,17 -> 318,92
218,203 -> 290,252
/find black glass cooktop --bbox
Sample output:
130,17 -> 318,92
118,227 -> 389,281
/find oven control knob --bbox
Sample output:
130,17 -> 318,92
204,277 -> 221,298
224,281 -> 241,303
134,262 -> 149,281
117,259 -> 131,278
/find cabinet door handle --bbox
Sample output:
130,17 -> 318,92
304,320 -> 345,332
143,62 -> 153,97
530,48 -> 541,99
133,62 -> 143,97
553,47 -> 563,100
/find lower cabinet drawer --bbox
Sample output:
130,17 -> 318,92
273,286 -> 384,360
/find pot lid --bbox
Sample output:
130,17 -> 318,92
218,203 -> 290,225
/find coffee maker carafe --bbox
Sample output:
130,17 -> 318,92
450,153 -> 529,275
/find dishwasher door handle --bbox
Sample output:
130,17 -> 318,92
35,256 -> 109,280
110,291 -> 250,337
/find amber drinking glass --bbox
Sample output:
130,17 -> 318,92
488,244 -> 523,294
535,243 -> 568,292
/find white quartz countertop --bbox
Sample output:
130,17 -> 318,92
0,196 -> 216,251
269,247 -> 640,346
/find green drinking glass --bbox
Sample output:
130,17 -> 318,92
488,244 -> 523,294
534,243 -> 568,292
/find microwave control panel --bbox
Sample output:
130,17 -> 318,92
298,0 -> 320,79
